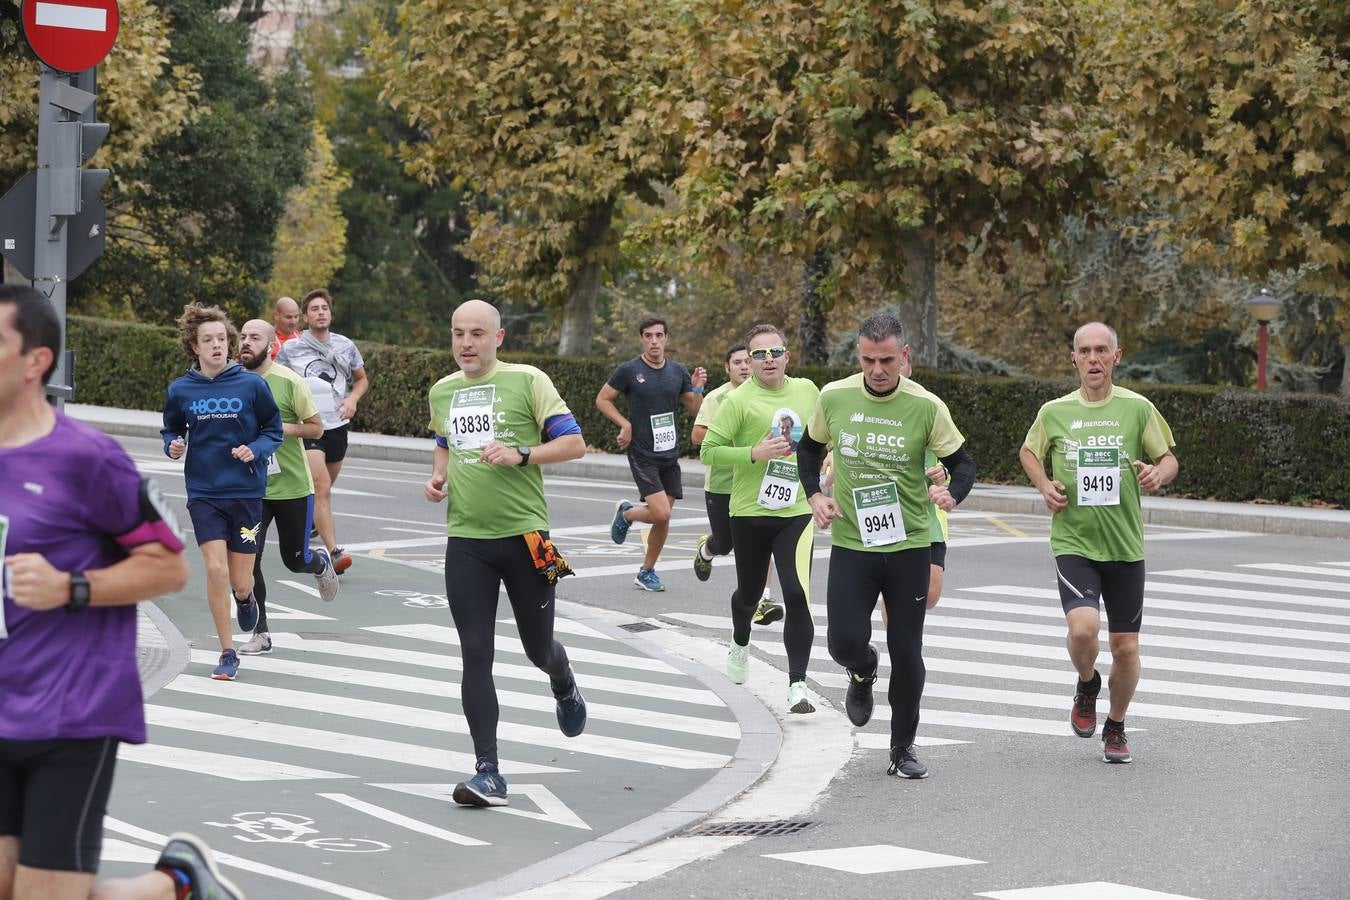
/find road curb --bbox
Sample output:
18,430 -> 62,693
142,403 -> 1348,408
429,605 -> 783,900
136,600 -> 190,699
73,405 -> 1350,540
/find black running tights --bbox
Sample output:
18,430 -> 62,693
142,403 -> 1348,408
826,545 -> 930,748
445,535 -> 573,767
730,514 -> 814,683
252,495 -> 324,633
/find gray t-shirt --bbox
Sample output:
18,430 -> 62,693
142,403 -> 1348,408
607,357 -> 694,460
275,331 -> 366,431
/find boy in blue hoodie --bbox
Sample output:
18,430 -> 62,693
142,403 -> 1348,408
162,303 -> 283,681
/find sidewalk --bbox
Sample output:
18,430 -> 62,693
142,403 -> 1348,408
72,403 -> 1350,540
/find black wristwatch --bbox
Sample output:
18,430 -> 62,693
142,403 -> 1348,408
516,445 -> 532,466
67,572 -> 91,612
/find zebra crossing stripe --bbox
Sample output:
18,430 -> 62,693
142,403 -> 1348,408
144,705 -> 575,775
920,614 -> 1350,665
318,793 -> 488,847
765,844 -> 984,874
263,633 -> 726,708
182,649 -> 737,737
167,672 -> 732,770
117,742 -> 355,781
498,616 -> 616,641
977,882 -> 1203,899
1154,568 -> 1350,598
960,585 -> 1350,629
662,612 -> 1350,687
1145,580 -> 1350,611
364,623 -> 682,674
1239,562 -> 1350,579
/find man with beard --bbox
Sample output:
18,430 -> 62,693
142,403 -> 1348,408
238,320 -> 340,655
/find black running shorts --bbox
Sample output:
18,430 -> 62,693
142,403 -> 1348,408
1054,554 -> 1146,633
0,737 -> 119,873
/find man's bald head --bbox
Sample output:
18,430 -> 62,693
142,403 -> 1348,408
273,296 -> 301,336
451,299 -> 504,378
1073,321 -> 1117,352
452,298 -> 502,331
239,319 -> 276,371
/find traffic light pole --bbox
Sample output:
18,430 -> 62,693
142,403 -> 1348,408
33,65 -> 100,407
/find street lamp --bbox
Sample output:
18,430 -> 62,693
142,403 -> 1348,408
1245,289 -> 1281,390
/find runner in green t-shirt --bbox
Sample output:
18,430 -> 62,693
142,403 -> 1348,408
796,313 -> 977,779
1020,321 -> 1178,764
701,325 -> 822,713
691,343 -> 783,625
423,299 -> 588,808
238,320 -> 340,654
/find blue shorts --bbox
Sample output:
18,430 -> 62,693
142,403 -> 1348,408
187,497 -> 264,553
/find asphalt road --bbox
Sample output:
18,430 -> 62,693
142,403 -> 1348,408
97,433 -> 1350,900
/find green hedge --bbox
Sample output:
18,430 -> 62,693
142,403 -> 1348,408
69,316 -> 1349,506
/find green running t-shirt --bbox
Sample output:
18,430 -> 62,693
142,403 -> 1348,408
700,375 -> 820,518
263,364 -> 319,501
694,380 -> 737,495
1023,385 -> 1175,562
807,373 -> 964,552
427,362 -> 571,539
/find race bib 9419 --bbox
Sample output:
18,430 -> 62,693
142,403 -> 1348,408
1076,447 -> 1120,506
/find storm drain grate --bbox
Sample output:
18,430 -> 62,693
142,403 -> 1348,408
618,621 -> 660,633
687,820 -> 818,838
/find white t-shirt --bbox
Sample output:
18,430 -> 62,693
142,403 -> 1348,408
276,332 -> 365,431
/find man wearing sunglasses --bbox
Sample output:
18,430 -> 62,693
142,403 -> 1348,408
700,326 -> 821,714
797,313 -> 977,780
597,317 -> 707,592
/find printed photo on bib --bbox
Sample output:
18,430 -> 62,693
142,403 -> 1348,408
447,385 -> 498,451
771,407 -> 803,452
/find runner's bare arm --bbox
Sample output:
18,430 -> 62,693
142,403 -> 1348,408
6,542 -> 187,612
425,443 -> 449,502
339,367 -> 369,420
285,413 -> 323,440
1019,445 -> 1067,513
594,383 -> 632,448
1134,452 -> 1178,492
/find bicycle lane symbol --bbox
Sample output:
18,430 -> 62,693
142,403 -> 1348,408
374,589 -> 448,609
205,811 -> 391,853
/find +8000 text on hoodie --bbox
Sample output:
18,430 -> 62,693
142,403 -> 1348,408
161,363 -> 284,500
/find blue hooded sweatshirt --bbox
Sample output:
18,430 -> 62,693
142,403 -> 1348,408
161,363 -> 283,500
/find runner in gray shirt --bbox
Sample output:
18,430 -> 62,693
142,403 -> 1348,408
596,316 -> 707,592
275,289 -> 368,574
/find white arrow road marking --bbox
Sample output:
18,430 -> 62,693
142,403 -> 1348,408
372,783 -> 592,831
35,2 -> 106,31
318,793 -> 488,847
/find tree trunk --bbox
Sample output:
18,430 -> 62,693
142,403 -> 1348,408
798,249 -> 831,364
1340,340 -> 1350,397
556,199 -> 615,357
898,230 -> 939,368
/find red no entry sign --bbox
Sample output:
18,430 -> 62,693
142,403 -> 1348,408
22,0 -> 120,73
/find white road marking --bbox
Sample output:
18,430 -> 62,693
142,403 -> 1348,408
146,703 -> 575,775
977,882 -> 1204,899
104,817 -> 394,900
855,732 -> 969,749
168,670 -> 733,769
258,634 -> 726,707
961,585 -> 1350,628
364,623 -> 683,674
1154,568 -> 1350,597
118,742 -> 355,781
373,783 -> 592,831
1145,581 -> 1350,611
100,839 -> 160,865
1240,562 -> 1350,579
765,844 -> 985,874
318,793 -> 488,846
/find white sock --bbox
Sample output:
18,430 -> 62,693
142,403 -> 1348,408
700,545 -> 715,561
762,588 -> 772,600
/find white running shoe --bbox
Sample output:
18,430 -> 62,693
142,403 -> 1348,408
726,641 -> 749,684
787,680 -> 815,714
313,548 -> 339,602
238,632 -> 272,655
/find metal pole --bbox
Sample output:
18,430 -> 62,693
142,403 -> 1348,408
34,65 -> 73,408
1257,321 -> 1269,391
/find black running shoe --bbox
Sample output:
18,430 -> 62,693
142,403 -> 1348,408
555,669 -> 587,737
845,651 -> 878,727
888,744 -> 929,779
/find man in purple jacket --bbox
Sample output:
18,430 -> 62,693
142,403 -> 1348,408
0,286 -> 245,899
